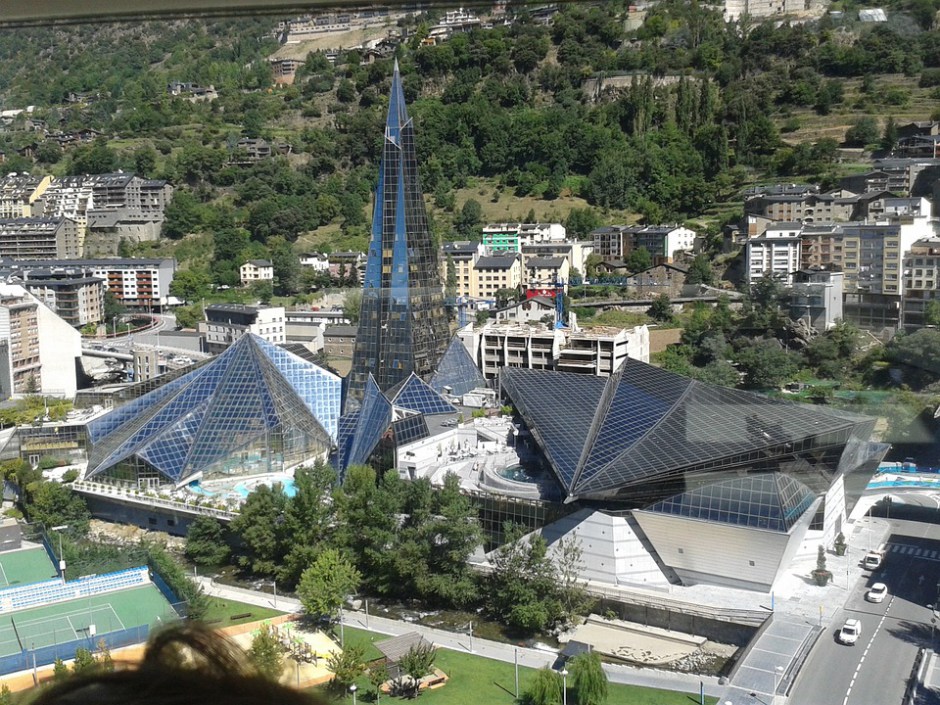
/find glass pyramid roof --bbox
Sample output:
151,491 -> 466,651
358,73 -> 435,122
429,337 -> 487,397
390,373 -> 457,415
85,334 -> 340,485
642,473 -> 816,532
500,360 -> 872,501
344,375 -> 393,468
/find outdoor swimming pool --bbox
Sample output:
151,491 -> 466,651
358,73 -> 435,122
497,464 -> 539,484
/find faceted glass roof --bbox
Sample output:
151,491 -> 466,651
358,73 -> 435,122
642,473 -> 816,532
85,334 -> 340,485
429,337 -> 487,397
343,375 -> 392,469
390,373 -> 457,415
501,360 -> 872,501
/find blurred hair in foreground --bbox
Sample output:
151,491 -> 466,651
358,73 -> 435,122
25,623 -> 327,705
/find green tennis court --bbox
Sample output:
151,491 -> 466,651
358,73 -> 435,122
0,584 -> 176,657
0,548 -> 58,587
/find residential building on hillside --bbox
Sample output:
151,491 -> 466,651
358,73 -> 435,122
0,283 -> 80,398
788,269 -> 844,331
20,274 -> 104,328
591,225 -> 696,264
199,304 -> 286,353
239,259 -> 274,285
0,258 -> 176,310
896,134 -> 940,159
902,237 -> 940,329
745,223 -> 802,284
299,253 -> 330,271
481,222 -> 566,252
442,240 -> 484,298
622,264 -> 689,298
472,252 -> 523,299
524,256 -> 570,296
723,0 -> 817,22
521,240 -> 592,276
0,175 -> 51,219
0,217 -> 82,260
328,251 -> 365,282
843,158 -> 940,197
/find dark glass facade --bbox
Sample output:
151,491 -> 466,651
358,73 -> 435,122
500,360 -> 879,505
346,61 -> 450,407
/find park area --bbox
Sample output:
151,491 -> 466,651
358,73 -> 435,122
311,627 -> 718,705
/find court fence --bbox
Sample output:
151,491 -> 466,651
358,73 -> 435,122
0,623 -> 151,676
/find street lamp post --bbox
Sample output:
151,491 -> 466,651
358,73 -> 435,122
349,684 -> 357,705
50,525 -> 68,579
560,668 -> 568,705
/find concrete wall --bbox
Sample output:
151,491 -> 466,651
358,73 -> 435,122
82,494 -> 203,537
36,297 -> 80,397
632,511 -> 797,591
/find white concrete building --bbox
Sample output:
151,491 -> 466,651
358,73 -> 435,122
240,259 -> 274,285
746,223 -> 802,284
199,303 -> 285,353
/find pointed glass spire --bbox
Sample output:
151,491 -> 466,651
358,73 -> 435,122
347,63 -> 451,409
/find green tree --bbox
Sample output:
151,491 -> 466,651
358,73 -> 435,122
844,116 -> 879,147
925,299 -> 940,327
169,268 -> 211,302
162,190 -> 204,239
647,294 -> 673,322
297,548 -> 361,620
52,658 -> 69,682
569,651 -> 608,705
554,536 -> 593,620
174,303 -> 204,330
881,116 -> 898,152
489,524 -> 562,633
565,208 -> 601,241
103,291 -> 126,325
185,516 -> 230,567
735,339 -> 799,390
525,667 -> 563,705
455,199 -> 483,237
327,644 -> 366,691
71,647 -> 98,674
248,623 -> 284,682
278,463 -> 338,586
686,254 -> 714,285
229,484 -> 289,577
96,639 -> 114,672
342,288 -> 362,323
68,139 -> 118,175
625,247 -> 652,273
26,481 -> 91,536
369,662 -> 390,702
398,643 -> 437,698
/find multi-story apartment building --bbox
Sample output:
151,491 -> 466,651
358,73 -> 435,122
458,321 -> 650,379
591,225 -> 696,264
745,223 -> 802,284
0,217 -> 82,260
788,269 -> 844,331
21,274 -> 104,328
524,256 -> 570,296
199,304 -> 286,353
801,217 -> 932,330
902,237 -> 940,329
0,175 -> 51,219
0,258 -> 176,310
0,283 -> 80,398
521,240 -> 593,277
472,252 -> 522,300
38,173 -> 172,245
442,240 -> 484,299
556,325 -> 650,376
481,223 -> 566,253
459,322 -> 564,379
239,259 -> 274,285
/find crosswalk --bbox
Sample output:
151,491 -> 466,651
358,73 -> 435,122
887,543 -> 940,561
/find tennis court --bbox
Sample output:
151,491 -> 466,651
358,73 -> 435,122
0,584 -> 175,657
0,547 -> 58,587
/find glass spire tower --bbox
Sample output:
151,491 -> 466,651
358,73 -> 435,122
346,60 -> 450,406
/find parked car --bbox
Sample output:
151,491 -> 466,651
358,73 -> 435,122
863,551 -> 884,570
839,618 -> 861,645
866,583 -> 888,603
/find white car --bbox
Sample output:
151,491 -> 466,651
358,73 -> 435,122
839,618 -> 861,645
866,583 -> 888,603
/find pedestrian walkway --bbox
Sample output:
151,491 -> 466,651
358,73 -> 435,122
195,577 -> 725,699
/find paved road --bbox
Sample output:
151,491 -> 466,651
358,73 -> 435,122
789,519 -> 940,705
196,577 -> 724,698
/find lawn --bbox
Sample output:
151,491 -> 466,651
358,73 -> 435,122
201,596 -> 286,627
313,627 -> 717,705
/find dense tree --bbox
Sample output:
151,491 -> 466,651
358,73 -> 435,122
488,523 -> 562,633
647,294 -> 673,322
327,645 -> 366,692
184,516 -> 230,567
229,484 -> 289,577
297,548 -> 361,620
525,667 -> 563,705
248,623 -> 284,682
686,254 -> 714,285
844,116 -> 880,147
162,190 -> 204,239
26,481 -> 91,536
569,651 -> 608,705
625,247 -> 652,274
735,339 -> 799,390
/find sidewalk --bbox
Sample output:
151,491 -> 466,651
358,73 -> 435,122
196,577 -> 724,698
